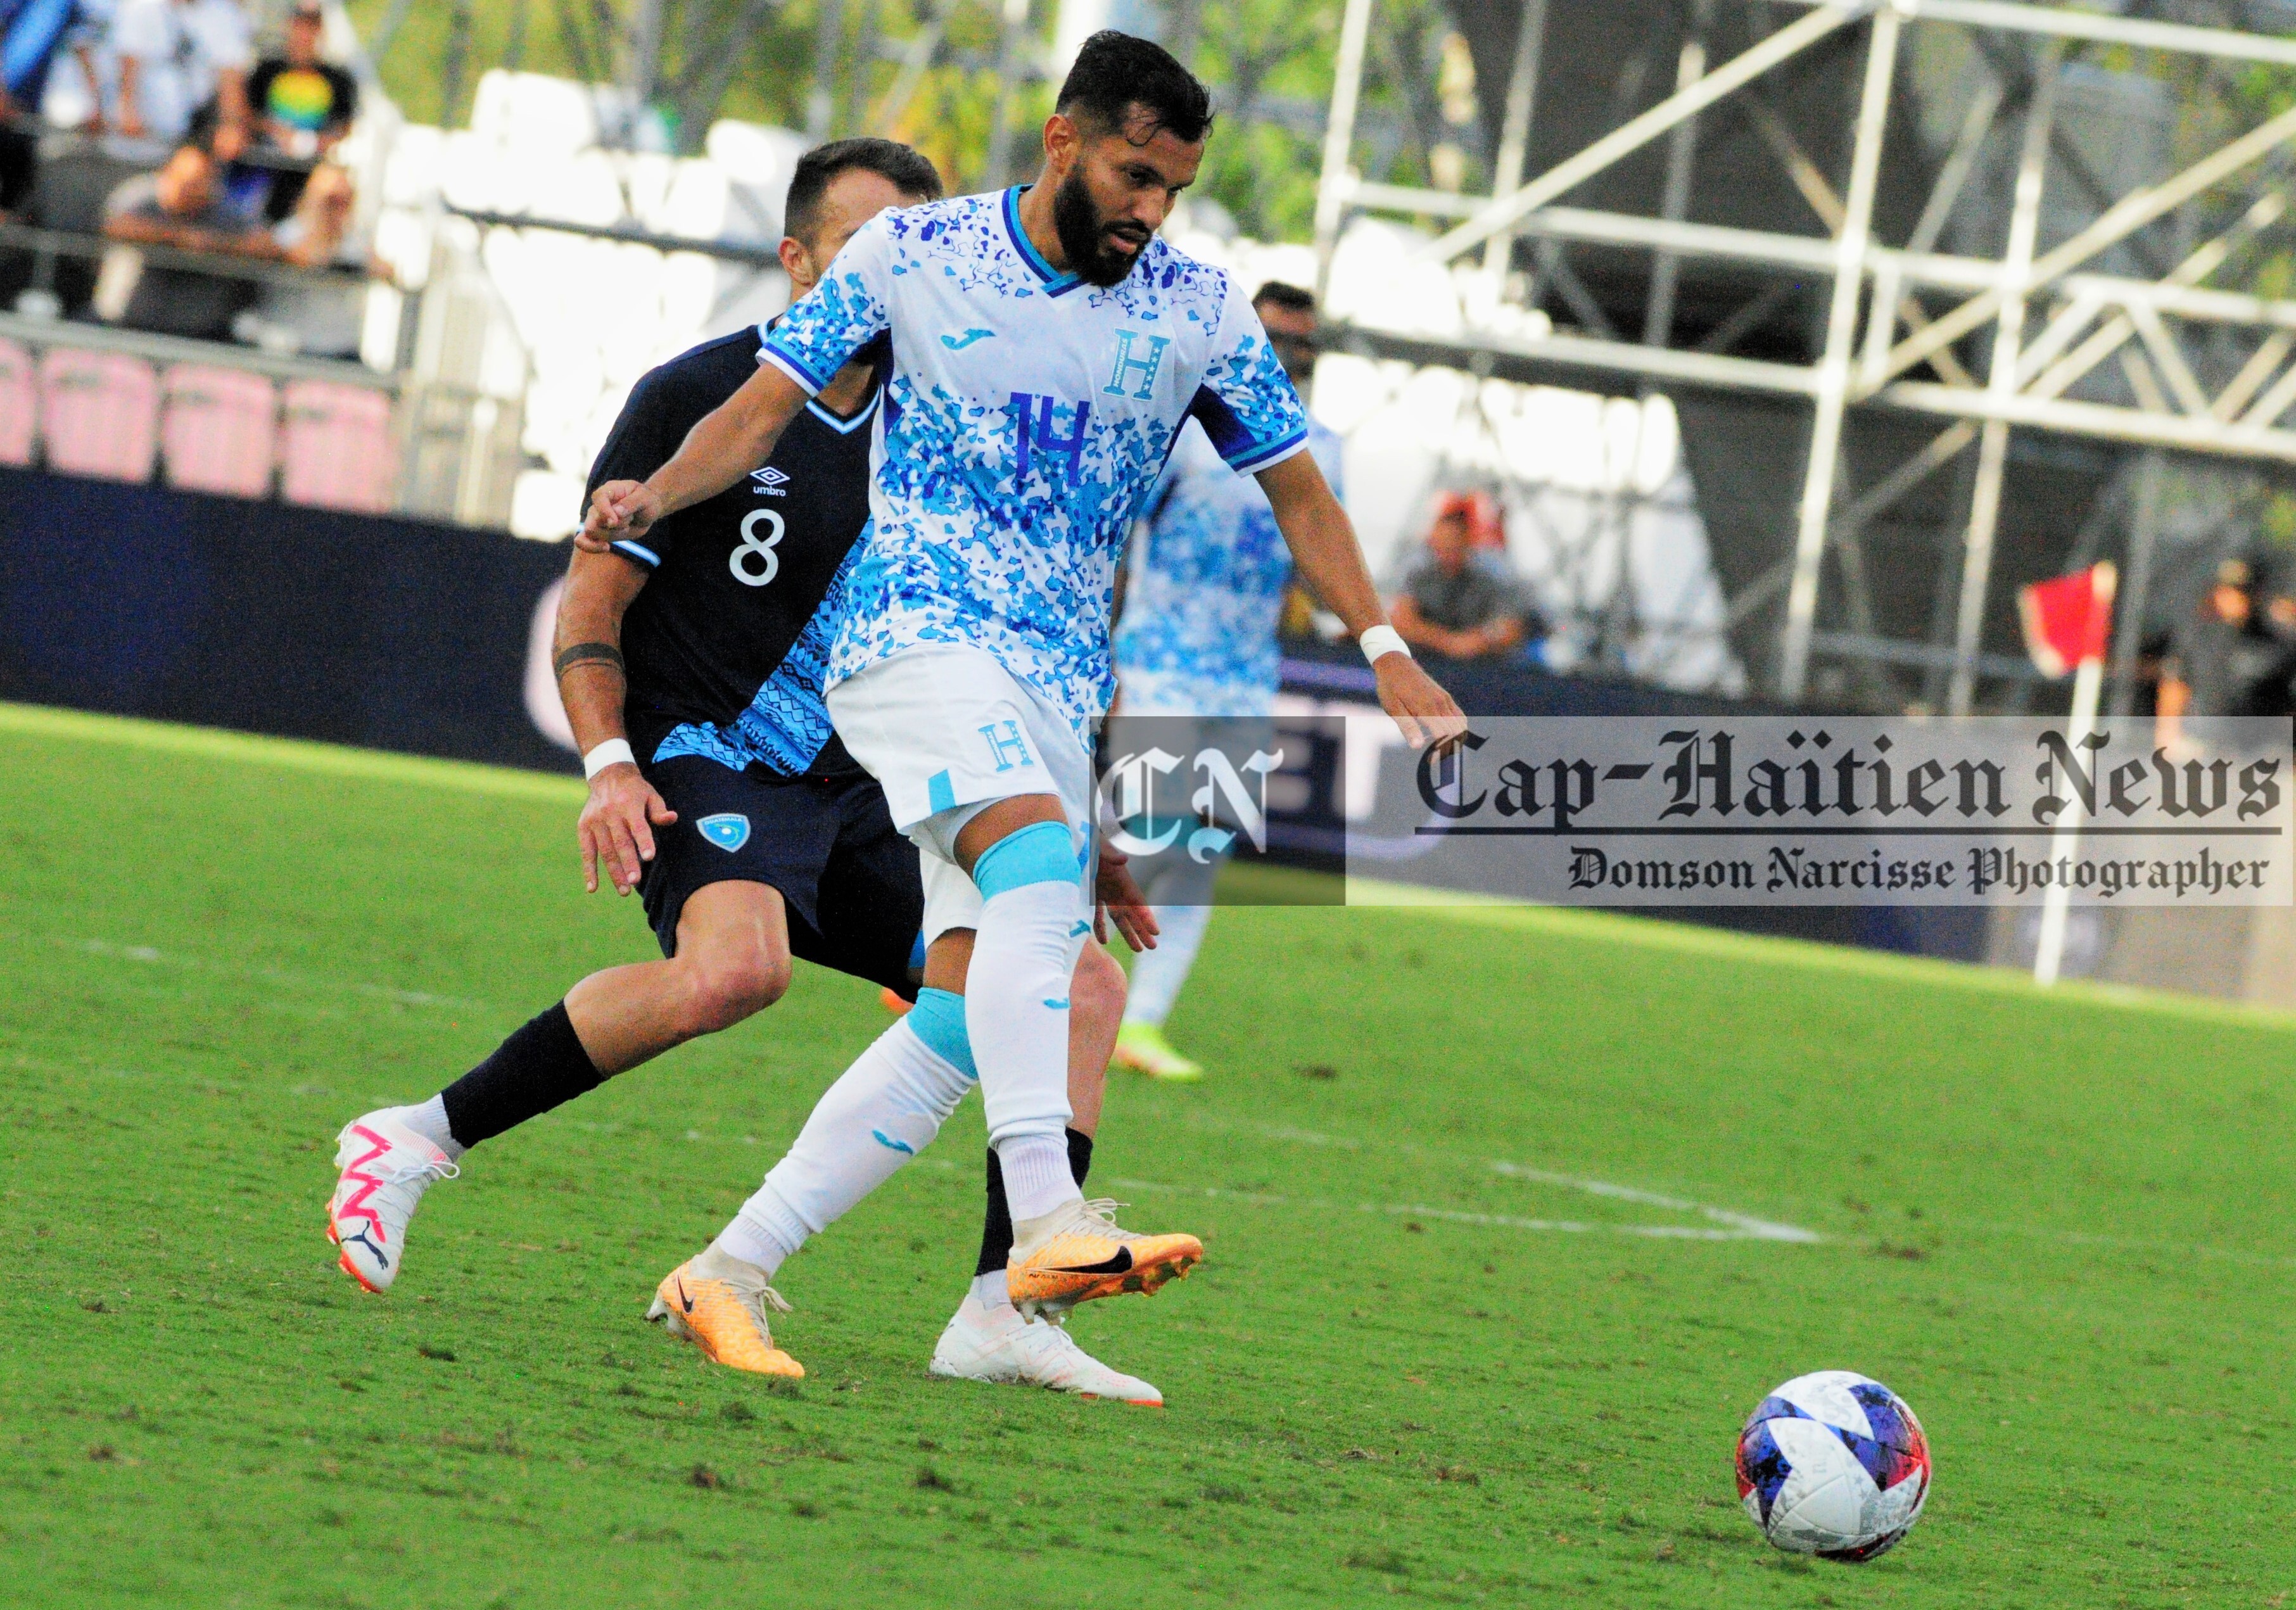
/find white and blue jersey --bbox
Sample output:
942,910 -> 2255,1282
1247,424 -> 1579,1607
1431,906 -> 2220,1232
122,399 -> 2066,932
1113,414 -> 1344,717
757,187 -> 1312,740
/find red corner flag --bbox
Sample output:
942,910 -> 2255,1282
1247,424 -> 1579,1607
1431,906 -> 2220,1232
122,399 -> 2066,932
2018,562 -> 2118,678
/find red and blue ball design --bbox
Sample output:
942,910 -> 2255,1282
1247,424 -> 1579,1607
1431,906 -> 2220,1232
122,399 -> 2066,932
1735,1371 -> 1931,1561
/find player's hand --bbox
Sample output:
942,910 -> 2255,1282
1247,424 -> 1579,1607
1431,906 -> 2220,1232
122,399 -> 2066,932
1095,844 -> 1159,953
579,762 -> 677,896
1374,652 -> 1469,749
578,479 -> 663,552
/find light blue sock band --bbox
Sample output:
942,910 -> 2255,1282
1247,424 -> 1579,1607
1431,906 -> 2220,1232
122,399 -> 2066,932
971,820 -> 1078,899
905,987 -> 977,1081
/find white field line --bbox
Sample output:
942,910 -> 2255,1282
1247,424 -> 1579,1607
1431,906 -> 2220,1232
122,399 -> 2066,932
1488,1160 -> 1825,1243
42,935 -> 493,1013
1105,1176 -> 1810,1244
1179,1110 -> 1823,1243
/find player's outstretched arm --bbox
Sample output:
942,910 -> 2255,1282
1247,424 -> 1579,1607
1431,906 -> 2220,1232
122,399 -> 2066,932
555,548 -> 675,896
1257,450 -> 1468,749
579,361 -> 811,550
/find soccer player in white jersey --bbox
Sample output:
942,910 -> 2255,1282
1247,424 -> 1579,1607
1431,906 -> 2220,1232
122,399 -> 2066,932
328,141 -> 1164,1404
585,30 -> 1464,1319
1107,281 -> 1341,1081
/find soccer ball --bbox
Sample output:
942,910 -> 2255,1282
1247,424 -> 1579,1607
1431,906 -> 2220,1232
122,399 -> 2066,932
1735,1371 -> 1931,1561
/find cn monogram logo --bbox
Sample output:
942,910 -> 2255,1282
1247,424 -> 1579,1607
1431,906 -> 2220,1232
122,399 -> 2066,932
1103,329 -> 1170,400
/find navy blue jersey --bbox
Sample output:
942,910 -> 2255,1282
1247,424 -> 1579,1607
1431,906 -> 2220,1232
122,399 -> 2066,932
588,328 -> 884,778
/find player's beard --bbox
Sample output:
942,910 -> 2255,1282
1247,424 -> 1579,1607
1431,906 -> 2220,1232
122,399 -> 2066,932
1053,165 -> 1149,288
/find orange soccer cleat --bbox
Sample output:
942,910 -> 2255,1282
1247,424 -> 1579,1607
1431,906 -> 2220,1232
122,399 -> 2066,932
1005,1197 -> 1203,1322
645,1252 -> 805,1378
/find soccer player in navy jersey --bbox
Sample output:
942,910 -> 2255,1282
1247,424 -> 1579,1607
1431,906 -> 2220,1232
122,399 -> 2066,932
587,35 -> 1462,1321
327,138 -> 1169,1404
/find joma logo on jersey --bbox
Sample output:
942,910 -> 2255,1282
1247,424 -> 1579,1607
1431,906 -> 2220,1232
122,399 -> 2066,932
749,466 -> 790,497
1103,330 -> 1171,400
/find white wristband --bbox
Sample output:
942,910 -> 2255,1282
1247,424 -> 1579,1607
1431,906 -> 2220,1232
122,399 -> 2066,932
1359,624 -> 1412,666
582,739 -> 636,780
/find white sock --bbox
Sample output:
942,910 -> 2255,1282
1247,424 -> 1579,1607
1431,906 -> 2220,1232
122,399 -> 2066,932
996,1133 -> 1077,1224
968,1269 -> 1012,1310
709,1017 -> 974,1274
967,868 -> 1082,1220
1122,903 -> 1214,1029
393,1095 -> 464,1162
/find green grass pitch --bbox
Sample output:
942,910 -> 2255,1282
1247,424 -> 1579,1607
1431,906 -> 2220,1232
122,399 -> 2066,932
2,702 -> 2292,1607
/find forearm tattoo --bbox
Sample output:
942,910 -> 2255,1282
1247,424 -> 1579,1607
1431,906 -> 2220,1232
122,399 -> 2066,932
554,641 -> 626,680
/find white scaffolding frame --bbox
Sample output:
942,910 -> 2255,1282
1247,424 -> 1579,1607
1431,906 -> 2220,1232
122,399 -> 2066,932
1316,0 -> 2296,707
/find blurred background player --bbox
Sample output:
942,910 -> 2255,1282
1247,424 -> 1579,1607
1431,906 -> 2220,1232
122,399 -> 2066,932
583,32 -> 1463,1329
1105,280 -> 1344,1082
326,137 -> 1165,1405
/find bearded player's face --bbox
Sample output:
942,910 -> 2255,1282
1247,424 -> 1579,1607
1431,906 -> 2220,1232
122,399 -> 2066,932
1050,108 -> 1204,288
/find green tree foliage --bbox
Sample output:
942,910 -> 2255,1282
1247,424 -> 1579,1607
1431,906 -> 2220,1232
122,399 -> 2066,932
345,0 -> 1477,242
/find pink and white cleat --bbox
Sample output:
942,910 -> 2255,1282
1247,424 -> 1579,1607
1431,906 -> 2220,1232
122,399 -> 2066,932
326,1112 -> 457,1292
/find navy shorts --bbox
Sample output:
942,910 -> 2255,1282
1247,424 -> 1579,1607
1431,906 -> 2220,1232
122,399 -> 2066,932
635,754 -> 925,995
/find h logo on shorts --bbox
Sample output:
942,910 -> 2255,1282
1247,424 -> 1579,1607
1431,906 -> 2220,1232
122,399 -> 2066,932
1104,330 -> 1171,400
980,720 -> 1034,773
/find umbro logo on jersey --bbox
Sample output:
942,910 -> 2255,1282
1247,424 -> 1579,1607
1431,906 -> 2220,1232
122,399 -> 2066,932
941,329 -> 994,350
698,813 -> 751,852
750,466 -> 790,497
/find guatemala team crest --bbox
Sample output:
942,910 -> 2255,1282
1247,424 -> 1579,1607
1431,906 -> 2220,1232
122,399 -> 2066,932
697,813 -> 751,853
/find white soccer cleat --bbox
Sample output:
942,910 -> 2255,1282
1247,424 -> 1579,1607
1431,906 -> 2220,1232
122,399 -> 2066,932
929,1296 -> 1164,1406
326,1112 -> 458,1293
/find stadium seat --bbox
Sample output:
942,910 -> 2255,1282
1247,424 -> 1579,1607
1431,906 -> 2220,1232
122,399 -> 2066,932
162,365 -> 279,499
0,337 -> 35,466
280,379 -> 397,512
39,348 -> 158,483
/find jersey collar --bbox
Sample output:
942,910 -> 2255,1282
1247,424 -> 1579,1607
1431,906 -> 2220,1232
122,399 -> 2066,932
806,384 -> 881,434
1001,187 -> 1084,297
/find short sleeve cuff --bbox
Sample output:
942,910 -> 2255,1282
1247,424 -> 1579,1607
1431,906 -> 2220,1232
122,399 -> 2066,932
1222,426 -> 1310,474
610,538 -> 661,569
759,339 -> 828,398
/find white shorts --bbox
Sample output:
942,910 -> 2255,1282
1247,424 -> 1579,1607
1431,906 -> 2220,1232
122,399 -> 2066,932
827,644 -> 1097,946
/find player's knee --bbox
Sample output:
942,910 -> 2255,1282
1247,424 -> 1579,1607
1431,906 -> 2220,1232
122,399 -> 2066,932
682,949 -> 790,1032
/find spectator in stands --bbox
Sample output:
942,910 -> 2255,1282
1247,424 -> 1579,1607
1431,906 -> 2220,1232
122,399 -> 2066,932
241,160 -> 379,357
245,1 -> 352,219
1390,491 -> 1537,660
0,0 -> 103,212
40,0 -> 117,132
111,0 -> 251,156
249,3 -> 351,158
2159,558 -> 2253,737
102,139 -> 274,338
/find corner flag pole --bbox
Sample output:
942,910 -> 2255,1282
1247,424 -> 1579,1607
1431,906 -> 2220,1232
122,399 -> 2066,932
2024,562 -> 2119,986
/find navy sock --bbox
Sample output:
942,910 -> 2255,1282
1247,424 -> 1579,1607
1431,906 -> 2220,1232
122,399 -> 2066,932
974,1127 -> 1093,1276
438,1001 -> 603,1148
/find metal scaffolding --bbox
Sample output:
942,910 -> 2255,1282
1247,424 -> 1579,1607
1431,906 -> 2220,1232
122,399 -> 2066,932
1316,0 -> 2296,709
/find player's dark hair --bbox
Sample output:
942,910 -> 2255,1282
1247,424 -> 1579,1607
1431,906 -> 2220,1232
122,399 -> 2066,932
1055,30 -> 1214,146
1253,281 -> 1316,315
784,137 -> 943,247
